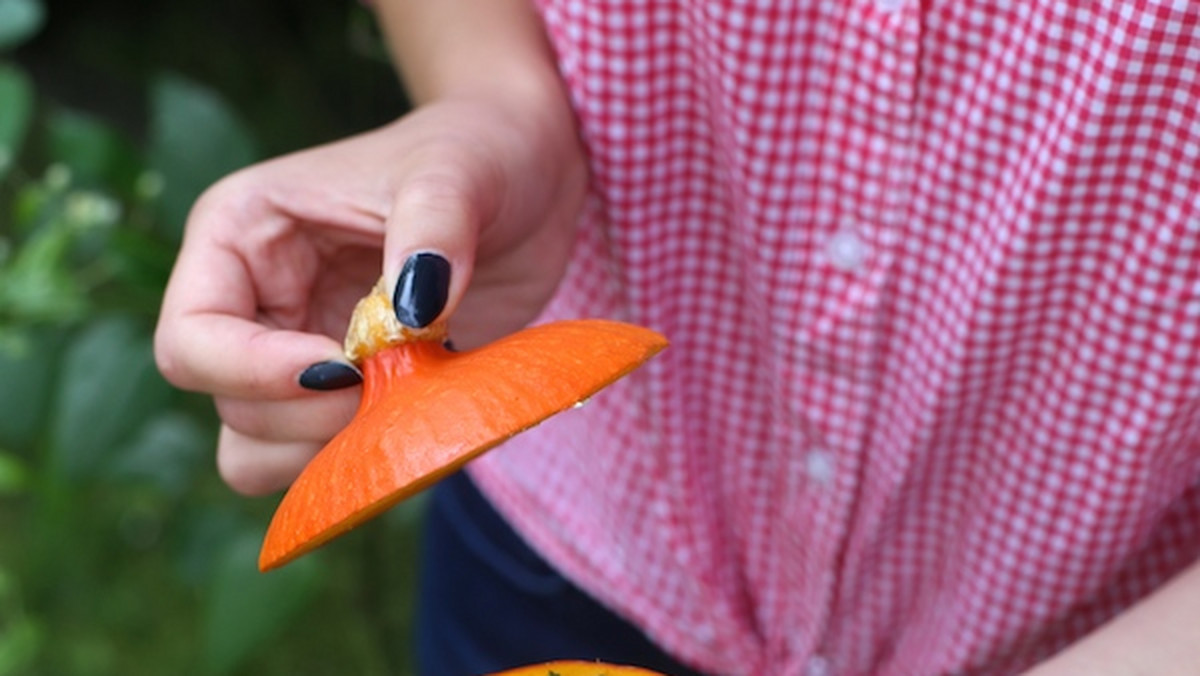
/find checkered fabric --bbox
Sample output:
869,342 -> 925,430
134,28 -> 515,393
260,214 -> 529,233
469,2 -> 1200,674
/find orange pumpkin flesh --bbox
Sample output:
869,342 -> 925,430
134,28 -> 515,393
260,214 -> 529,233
489,661 -> 668,675
259,283 -> 667,571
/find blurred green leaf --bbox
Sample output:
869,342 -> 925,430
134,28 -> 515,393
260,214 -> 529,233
0,225 -> 87,324
49,317 -> 171,480
0,328 -> 59,449
46,109 -> 142,191
10,182 -> 48,231
107,411 -> 210,496
203,531 -> 323,675
0,0 -> 44,51
97,227 -> 176,309
0,329 -> 28,360
172,505 -> 245,587
147,73 -> 258,242
0,64 -> 32,176
0,451 -> 28,494
0,616 -> 41,675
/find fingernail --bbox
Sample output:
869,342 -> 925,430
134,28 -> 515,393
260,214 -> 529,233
393,252 -> 450,328
299,361 -> 362,391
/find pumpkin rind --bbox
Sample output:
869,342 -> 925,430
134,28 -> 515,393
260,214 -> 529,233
488,660 -> 669,675
259,318 -> 667,571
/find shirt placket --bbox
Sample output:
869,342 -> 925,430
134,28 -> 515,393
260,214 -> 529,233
775,1 -> 920,674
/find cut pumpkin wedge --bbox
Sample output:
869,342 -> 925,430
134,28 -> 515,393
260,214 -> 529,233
258,280 -> 667,571
489,660 -> 669,675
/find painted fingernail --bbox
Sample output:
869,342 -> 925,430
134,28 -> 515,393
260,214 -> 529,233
393,252 -> 450,328
298,361 -> 362,391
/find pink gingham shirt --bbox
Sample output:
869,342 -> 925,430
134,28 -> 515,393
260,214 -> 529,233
470,2 -> 1200,674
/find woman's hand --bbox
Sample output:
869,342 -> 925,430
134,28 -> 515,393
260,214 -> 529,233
154,89 -> 587,495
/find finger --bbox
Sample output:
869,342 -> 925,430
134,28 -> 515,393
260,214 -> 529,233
215,390 -> 359,444
216,425 -> 322,496
155,185 -> 353,398
382,171 -> 490,329
156,311 -> 347,399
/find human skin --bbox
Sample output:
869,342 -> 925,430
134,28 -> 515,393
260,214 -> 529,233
153,0 -> 586,495
152,0 -> 1200,672
1019,559 -> 1200,675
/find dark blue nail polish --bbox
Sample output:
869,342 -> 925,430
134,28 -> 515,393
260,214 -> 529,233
393,252 -> 450,328
299,361 -> 362,391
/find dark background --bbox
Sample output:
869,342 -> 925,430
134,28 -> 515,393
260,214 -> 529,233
16,0 -> 408,151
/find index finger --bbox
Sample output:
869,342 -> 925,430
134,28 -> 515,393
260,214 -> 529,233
154,207 -> 348,400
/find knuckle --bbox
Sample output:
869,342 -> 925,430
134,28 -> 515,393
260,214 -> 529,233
394,173 -> 480,224
184,169 -> 271,237
193,168 -> 259,212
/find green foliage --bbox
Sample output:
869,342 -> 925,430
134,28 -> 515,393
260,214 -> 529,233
147,74 -> 259,241
49,317 -> 172,480
0,1 -> 421,674
203,532 -> 324,675
0,65 -> 33,176
0,0 -> 44,51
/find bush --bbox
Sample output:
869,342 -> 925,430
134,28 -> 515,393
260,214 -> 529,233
0,1 -> 420,673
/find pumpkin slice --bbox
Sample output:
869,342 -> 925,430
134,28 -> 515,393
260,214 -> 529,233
489,661 -> 668,675
259,280 -> 667,571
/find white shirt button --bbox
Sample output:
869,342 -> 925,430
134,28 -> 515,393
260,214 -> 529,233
825,229 -> 868,270
805,450 -> 836,484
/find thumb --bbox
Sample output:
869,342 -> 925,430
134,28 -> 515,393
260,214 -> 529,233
382,176 -> 489,328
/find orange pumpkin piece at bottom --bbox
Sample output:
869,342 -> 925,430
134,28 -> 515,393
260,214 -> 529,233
258,315 -> 668,572
489,660 -> 670,675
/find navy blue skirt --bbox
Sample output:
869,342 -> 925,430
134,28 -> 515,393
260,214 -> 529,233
415,471 -> 709,676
